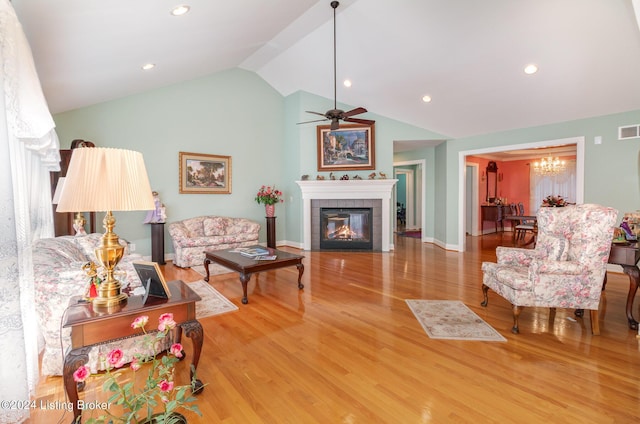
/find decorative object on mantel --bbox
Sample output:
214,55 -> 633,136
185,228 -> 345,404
541,195 -> 566,207
330,172 -> 336,180
340,174 -> 349,180
301,174 -> 309,180
379,172 -> 387,179
368,172 -> 377,179
533,156 -> 566,176
72,313 -> 202,423
316,175 -> 325,180
352,175 -> 362,180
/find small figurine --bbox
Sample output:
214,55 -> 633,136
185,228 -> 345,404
340,174 -> 349,180
330,172 -> 336,180
301,174 -> 309,181
352,175 -> 362,180
82,261 -> 102,299
379,172 -> 387,179
368,172 -> 377,180
316,175 -> 325,180
144,191 -> 166,224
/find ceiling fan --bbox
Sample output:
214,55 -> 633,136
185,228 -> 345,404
297,1 -> 374,131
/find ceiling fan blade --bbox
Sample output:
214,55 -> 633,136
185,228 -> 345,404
343,117 -> 375,126
342,107 -> 368,118
305,111 -> 327,117
297,118 -> 329,125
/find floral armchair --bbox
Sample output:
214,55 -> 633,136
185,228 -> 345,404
481,204 -> 618,334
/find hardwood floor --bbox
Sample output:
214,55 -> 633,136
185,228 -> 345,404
30,233 -> 640,423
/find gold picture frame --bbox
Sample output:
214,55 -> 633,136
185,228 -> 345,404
317,123 -> 375,171
179,152 -> 231,194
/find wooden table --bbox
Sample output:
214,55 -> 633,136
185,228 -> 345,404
607,241 -> 640,330
204,246 -> 304,304
62,280 -> 203,422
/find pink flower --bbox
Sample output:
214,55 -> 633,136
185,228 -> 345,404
130,358 -> 141,371
130,315 -> 149,329
106,349 -> 126,368
170,343 -> 183,358
73,365 -> 90,383
158,313 -> 176,332
159,380 -> 174,392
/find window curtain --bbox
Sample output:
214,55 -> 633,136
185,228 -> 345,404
1,1 -> 60,422
529,159 -> 577,214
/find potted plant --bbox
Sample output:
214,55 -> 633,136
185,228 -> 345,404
73,313 -> 202,423
542,195 -> 567,207
255,185 -> 283,217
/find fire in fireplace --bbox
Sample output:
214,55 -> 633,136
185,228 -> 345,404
320,208 -> 373,250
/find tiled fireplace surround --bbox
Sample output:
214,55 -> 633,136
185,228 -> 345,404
297,180 -> 397,251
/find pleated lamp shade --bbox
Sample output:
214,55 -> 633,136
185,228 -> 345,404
56,147 -> 155,213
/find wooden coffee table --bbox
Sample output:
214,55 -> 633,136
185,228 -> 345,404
203,246 -> 305,304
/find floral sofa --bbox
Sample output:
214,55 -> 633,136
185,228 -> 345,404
33,233 -> 166,376
168,216 -> 261,268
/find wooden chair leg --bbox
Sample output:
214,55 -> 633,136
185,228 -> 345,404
590,310 -> 600,335
481,284 -> 489,307
512,305 -> 523,334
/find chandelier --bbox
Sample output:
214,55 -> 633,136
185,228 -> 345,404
532,156 -> 566,175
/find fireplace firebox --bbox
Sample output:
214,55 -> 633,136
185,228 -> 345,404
319,208 -> 373,250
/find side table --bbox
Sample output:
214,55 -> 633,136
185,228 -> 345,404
62,280 -> 203,422
607,242 -> 640,330
150,222 -> 166,264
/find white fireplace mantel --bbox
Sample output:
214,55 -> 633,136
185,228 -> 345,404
296,179 -> 398,251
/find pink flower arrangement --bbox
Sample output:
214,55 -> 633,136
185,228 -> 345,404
255,185 -> 284,206
73,313 -> 201,423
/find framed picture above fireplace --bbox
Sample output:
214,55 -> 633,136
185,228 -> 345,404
316,123 -> 375,171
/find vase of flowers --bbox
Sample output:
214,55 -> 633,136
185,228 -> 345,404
255,185 -> 283,217
73,313 -> 202,423
542,195 -> 566,207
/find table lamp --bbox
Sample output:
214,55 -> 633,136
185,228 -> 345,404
56,147 -> 155,309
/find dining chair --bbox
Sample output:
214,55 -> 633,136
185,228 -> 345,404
515,202 -> 535,243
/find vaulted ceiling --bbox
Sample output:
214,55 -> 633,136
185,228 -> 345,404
12,0 -> 640,140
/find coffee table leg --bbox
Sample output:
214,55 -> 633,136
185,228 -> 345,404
203,258 -> 211,282
240,272 -> 251,304
297,262 -> 305,289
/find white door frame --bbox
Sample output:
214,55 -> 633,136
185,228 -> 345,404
393,159 -> 426,239
457,136 -> 585,251
395,168 -> 415,229
465,163 -> 479,236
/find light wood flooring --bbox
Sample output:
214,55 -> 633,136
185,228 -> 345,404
30,232 -> 640,423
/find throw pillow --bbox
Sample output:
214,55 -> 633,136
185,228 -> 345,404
204,217 -> 227,236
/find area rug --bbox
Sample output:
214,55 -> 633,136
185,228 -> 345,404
188,280 -> 238,319
405,300 -> 506,342
192,263 -> 234,277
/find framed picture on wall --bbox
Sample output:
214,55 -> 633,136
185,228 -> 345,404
316,123 -> 375,171
179,152 -> 232,194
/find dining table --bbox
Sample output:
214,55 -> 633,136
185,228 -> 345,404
502,215 -> 537,246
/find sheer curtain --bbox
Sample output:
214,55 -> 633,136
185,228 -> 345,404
1,1 -> 60,422
529,159 -> 577,214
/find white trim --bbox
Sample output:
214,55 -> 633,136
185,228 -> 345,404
393,159 -> 427,242
457,136 -> 585,252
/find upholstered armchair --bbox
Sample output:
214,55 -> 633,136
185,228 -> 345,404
481,204 -> 618,334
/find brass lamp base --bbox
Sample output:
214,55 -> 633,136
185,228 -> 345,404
91,211 -> 128,311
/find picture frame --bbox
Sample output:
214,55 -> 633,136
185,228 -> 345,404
179,152 -> 232,194
317,123 -> 375,171
132,261 -> 171,302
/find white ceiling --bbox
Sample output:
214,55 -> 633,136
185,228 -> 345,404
11,0 -> 640,140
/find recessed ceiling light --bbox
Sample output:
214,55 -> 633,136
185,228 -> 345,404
343,79 -> 352,87
171,5 -> 191,16
422,95 -> 432,103
141,63 -> 155,71
524,64 -> 538,74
